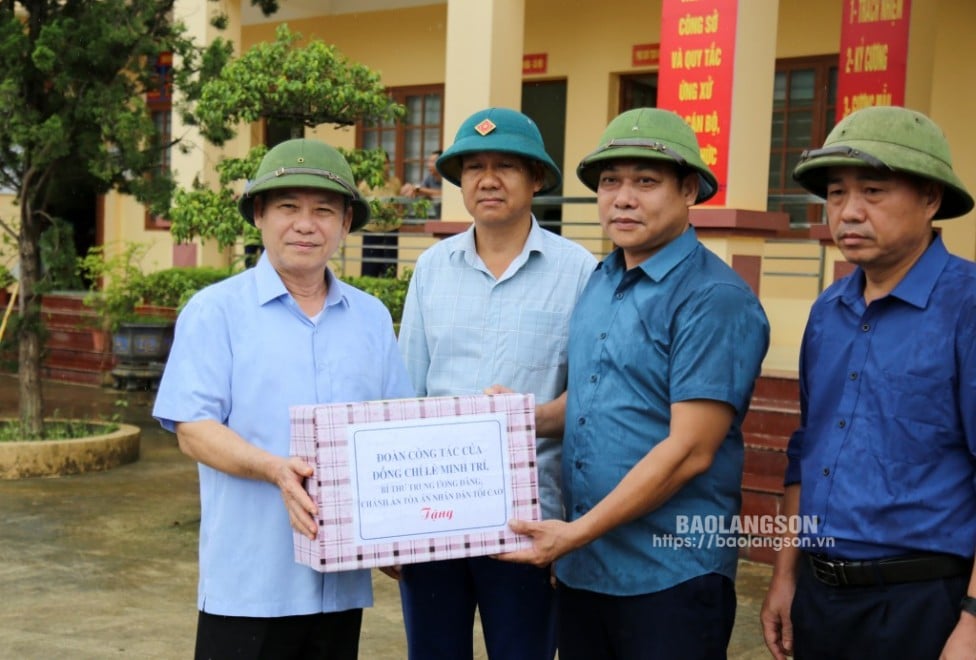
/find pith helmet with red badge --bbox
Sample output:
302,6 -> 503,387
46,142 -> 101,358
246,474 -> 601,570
435,108 -> 562,194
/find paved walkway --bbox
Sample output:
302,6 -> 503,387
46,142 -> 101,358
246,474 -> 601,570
0,375 -> 772,659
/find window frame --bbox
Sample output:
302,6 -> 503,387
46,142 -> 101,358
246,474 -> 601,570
357,84 -> 444,188
618,72 -> 659,112
768,54 -> 838,226
144,51 -> 174,231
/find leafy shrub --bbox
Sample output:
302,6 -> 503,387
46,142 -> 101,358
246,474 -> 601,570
0,264 -> 14,290
341,270 -> 411,325
77,243 -> 149,332
136,266 -> 237,309
78,243 -> 238,330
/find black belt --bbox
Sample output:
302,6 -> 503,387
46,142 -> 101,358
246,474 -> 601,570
806,553 -> 972,587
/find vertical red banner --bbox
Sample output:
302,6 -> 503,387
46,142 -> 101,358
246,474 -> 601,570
837,0 -> 911,122
658,0 -> 737,206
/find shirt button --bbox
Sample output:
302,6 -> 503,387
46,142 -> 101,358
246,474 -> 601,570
861,323 -> 870,332
578,417 -> 586,426
575,460 -> 583,470
823,467 -> 830,476
615,292 -> 623,300
599,332 -> 607,340
575,504 -> 584,513
589,375 -> 597,383
849,372 -> 858,380
838,420 -> 846,428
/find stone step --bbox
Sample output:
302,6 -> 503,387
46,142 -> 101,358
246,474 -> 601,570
40,363 -> 111,387
742,471 -> 784,495
742,405 -> 798,439
753,372 -> 800,403
738,476 -> 789,565
43,308 -> 102,330
36,293 -> 113,385
744,443 -> 788,479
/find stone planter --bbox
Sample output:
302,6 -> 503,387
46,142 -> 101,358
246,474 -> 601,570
111,320 -> 174,390
112,320 -> 174,364
0,422 -> 141,479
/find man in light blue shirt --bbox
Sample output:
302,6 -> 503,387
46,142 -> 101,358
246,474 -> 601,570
501,109 -> 769,659
153,139 -> 411,659
396,108 -> 595,660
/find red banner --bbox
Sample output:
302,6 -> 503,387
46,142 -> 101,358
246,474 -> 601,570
836,0 -> 911,121
657,0 -> 737,206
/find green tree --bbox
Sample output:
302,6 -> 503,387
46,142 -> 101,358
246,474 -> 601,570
0,0 -> 251,437
168,24 -> 409,251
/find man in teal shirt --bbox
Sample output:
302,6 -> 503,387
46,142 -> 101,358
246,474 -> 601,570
502,108 -> 769,659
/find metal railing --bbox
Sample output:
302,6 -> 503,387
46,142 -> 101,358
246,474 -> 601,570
343,193 -> 829,281
343,195 -> 608,275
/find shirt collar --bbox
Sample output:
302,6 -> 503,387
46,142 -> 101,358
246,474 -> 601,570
834,232 -> 949,309
253,251 -> 347,308
599,224 -> 698,281
450,216 -> 547,268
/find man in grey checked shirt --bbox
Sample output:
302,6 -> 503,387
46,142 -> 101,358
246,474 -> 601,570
392,107 -> 596,660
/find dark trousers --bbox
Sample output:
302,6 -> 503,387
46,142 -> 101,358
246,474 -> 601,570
399,556 -> 557,660
557,573 -> 736,660
792,556 -> 968,659
194,608 -> 362,660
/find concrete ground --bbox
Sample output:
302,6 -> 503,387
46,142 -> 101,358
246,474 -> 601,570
0,374 -> 772,659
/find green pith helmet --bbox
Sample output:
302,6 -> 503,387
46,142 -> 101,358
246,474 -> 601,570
793,106 -> 974,220
436,108 -> 561,194
238,138 -> 370,231
576,108 -> 718,204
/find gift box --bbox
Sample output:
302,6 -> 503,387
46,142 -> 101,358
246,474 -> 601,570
290,393 -> 540,572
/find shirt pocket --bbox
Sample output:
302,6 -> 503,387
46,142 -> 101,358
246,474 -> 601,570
873,370 -> 961,463
514,308 -> 568,371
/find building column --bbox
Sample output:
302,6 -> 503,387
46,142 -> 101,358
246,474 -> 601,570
723,0 -> 779,211
167,0 -> 245,268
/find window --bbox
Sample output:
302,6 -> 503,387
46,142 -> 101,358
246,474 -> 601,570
768,56 -> 838,226
145,51 -> 173,230
265,117 -> 302,148
358,85 -> 444,190
619,73 -> 658,112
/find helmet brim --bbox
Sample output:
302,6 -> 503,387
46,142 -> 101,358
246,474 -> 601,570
437,139 -> 562,194
238,175 -> 371,231
793,141 -> 975,220
576,147 -> 718,204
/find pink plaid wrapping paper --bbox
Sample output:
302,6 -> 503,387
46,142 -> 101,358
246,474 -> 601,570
290,393 -> 540,572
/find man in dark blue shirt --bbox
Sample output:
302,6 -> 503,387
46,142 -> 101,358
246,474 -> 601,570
761,106 -> 976,659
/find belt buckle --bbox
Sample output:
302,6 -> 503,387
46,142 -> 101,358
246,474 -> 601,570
811,556 -> 844,586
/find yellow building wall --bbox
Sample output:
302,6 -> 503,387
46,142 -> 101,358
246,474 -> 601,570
0,194 -> 18,274
930,0 -> 976,260
524,0 -> 660,253
100,192 -> 173,273
775,2 -> 842,56
96,0 -> 975,368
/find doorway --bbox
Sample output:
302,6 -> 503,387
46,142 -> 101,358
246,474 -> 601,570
522,79 -> 567,234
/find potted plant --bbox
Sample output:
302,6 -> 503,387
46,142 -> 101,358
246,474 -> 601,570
78,245 -> 238,389
77,243 -> 171,388
77,242 -> 151,357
